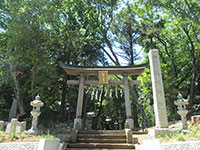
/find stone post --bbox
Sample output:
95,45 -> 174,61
0,121 -> 4,131
149,49 -> 168,128
123,74 -> 134,129
9,118 -> 17,136
74,74 -> 85,129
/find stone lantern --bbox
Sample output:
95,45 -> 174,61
174,93 -> 189,130
86,112 -> 96,130
117,116 -> 123,130
27,95 -> 44,134
105,116 -> 112,130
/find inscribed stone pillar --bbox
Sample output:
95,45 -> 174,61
74,74 -> 85,129
123,74 -> 134,129
149,49 -> 168,128
9,118 -> 17,136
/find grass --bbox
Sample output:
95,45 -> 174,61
0,131 -> 55,143
19,132 -> 26,139
9,133 -> 15,141
157,124 -> 200,143
0,131 -> 5,135
38,133 -> 55,139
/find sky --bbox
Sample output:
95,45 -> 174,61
104,0 -> 144,66
104,44 -> 144,66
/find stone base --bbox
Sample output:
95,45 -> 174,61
74,118 -> 82,129
126,119 -> 134,129
26,127 -> 39,135
137,139 -> 161,150
148,128 -> 179,138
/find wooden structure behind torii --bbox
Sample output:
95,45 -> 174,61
61,63 -> 146,129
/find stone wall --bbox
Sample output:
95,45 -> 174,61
0,142 -> 39,150
161,141 -> 200,150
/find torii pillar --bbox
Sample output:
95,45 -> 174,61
74,74 -> 85,128
149,49 -> 168,128
123,74 -> 134,129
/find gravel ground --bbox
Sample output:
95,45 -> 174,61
0,142 -> 39,150
161,141 -> 200,150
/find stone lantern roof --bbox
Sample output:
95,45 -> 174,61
30,95 -> 44,107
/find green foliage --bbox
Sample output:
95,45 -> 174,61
0,137 -> 2,143
177,133 -> 185,141
9,133 -> 15,141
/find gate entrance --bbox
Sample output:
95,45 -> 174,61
61,64 -> 145,129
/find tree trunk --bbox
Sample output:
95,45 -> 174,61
60,83 -> 67,122
83,93 -> 90,126
132,103 -> 139,128
9,62 -> 24,114
183,27 -> 197,106
130,85 -> 149,128
94,87 -> 105,129
67,88 -> 73,123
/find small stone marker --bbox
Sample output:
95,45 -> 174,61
9,99 -> 17,121
16,121 -> 27,133
5,123 -> 10,133
0,121 -> 4,131
21,121 -> 27,132
191,115 -> 200,125
9,118 -> 17,136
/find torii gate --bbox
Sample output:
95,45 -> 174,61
61,64 -> 146,129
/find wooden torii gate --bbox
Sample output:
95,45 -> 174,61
61,64 -> 145,129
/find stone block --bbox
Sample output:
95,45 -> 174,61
140,139 -> 161,150
133,134 -> 153,144
0,121 -> 4,131
148,128 -> 179,138
37,138 -> 62,150
56,134 -> 71,143
125,129 -> 132,144
70,129 -> 78,143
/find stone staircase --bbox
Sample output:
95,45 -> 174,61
66,130 -> 136,150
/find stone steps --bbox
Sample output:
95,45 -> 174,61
66,130 -> 136,150
67,149 -> 134,150
78,130 -> 125,134
68,143 -> 135,149
77,138 -> 126,143
132,131 -> 148,134
77,134 -> 126,139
